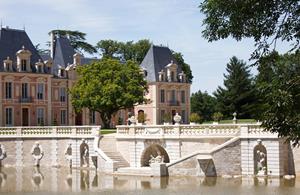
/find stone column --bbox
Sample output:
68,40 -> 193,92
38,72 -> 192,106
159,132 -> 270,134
15,139 -> 23,167
51,139 -> 58,167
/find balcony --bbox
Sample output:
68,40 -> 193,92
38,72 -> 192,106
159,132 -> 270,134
19,97 -> 33,103
168,100 -> 180,106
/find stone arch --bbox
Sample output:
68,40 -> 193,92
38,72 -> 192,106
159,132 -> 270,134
140,144 -> 170,167
253,139 -> 268,176
80,140 -> 89,167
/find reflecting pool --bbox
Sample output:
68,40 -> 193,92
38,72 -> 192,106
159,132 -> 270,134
0,167 -> 299,194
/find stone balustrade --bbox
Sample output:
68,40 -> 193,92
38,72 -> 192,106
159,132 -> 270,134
0,126 -> 100,138
116,123 -> 278,139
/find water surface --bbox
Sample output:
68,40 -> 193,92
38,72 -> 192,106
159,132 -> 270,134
0,167 -> 299,194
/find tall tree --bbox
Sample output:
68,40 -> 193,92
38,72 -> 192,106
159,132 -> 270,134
214,56 -> 256,119
191,90 -> 216,121
49,30 -> 97,54
256,51 -> 300,146
69,58 -> 148,128
173,52 -> 193,83
200,0 -> 300,59
96,39 -> 121,59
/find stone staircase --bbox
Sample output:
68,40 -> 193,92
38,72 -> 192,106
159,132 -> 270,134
99,134 -> 129,169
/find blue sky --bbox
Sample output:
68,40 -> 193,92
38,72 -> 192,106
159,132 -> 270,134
0,0 -> 289,94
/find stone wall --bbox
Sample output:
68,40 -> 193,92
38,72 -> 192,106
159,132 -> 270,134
212,139 -> 241,176
0,138 -> 95,168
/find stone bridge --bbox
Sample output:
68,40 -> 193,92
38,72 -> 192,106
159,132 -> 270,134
0,124 -> 298,177
105,123 -> 297,177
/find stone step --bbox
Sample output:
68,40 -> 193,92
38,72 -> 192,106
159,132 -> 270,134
116,167 -> 153,176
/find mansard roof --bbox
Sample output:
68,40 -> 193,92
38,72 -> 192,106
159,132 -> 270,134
140,45 -> 182,82
0,27 -> 44,72
53,36 -> 76,68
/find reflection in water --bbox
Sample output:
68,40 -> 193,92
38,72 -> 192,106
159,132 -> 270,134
0,168 -> 7,188
0,167 -> 298,194
31,167 -> 44,189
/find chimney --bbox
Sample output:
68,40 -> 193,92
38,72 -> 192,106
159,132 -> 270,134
50,31 -> 55,58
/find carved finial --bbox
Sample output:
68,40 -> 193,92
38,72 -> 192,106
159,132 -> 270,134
22,45 -> 25,50
6,56 -> 10,60
171,60 -> 173,64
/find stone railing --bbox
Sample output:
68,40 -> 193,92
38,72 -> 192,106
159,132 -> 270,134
0,126 -> 100,138
116,123 -> 278,139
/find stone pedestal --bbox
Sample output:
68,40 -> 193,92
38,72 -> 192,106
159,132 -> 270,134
150,163 -> 168,176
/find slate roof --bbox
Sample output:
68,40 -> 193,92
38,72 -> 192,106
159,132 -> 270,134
140,45 -> 182,82
53,36 -> 76,75
0,27 -> 45,72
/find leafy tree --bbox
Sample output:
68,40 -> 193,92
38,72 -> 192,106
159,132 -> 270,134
96,39 -> 193,82
256,51 -> 300,146
173,52 -> 193,83
200,0 -> 300,59
212,112 -> 223,122
96,39 -> 121,59
69,58 -> 148,128
191,90 -> 216,121
49,30 -> 97,54
214,57 -> 257,119
35,44 -> 50,55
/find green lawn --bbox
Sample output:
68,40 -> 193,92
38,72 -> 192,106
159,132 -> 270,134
100,128 -> 117,134
203,119 -> 257,124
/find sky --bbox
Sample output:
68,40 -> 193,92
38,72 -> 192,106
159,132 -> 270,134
0,0 -> 289,94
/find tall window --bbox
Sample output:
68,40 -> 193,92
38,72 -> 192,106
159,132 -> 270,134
37,65 -> 43,73
60,110 -> 67,125
181,90 -> 185,103
171,90 -> 176,102
5,82 -> 12,99
160,89 -> 165,103
5,108 -> 13,126
21,60 -> 27,71
37,83 -> 44,100
37,108 -> 44,125
89,110 -> 96,125
22,83 -> 28,98
60,88 -> 66,102
181,110 -> 186,124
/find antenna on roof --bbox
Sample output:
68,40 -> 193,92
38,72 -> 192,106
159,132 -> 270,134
23,24 -> 26,31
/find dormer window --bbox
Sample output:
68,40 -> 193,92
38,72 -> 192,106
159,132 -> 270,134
35,59 -> 44,73
21,60 -> 27,71
16,46 -> 32,72
58,66 -> 65,78
171,71 -> 175,82
158,70 -> 165,82
179,71 -> 186,83
3,56 -> 13,72
166,60 -> 178,82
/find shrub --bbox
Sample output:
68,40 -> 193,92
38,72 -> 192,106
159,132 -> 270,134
213,112 -> 223,122
190,113 -> 202,123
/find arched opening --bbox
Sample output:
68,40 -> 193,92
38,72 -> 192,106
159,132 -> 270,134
140,144 -> 170,167
253,140 -> 267,176
80,142 -> 89,167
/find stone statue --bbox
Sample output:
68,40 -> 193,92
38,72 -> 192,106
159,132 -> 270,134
256,150 -> 267,176
65,143 -> 72,168
81,145 -> 89,167
149,154 -> 164,164
31,142 -> 44,167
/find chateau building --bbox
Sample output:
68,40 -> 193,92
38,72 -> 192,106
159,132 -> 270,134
0,27 -> 190,127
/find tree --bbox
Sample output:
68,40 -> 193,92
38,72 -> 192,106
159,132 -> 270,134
69,58 -> 148,128
49,30 -> 97,54
173,52 -> 194,83
256,51 -> 300,146
191,90 -> 216,121
200,0 -> 300,59
214,57 -> 257,119
96,39 -> 121,59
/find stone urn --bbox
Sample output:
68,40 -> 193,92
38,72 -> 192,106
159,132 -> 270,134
129,116 -> 136,125
173,113 -> 181,125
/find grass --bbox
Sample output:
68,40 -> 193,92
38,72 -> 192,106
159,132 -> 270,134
202,119 -> 257,124
100,128 -> 117,135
